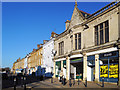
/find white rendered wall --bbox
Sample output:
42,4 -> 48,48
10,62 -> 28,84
42,38 -> 54,73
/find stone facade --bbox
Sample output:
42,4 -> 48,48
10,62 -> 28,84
27,45 -> 43,74
53,1 -> 120,83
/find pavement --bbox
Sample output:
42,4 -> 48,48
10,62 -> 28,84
25,78 -> 119,88
3,78 -> 120,89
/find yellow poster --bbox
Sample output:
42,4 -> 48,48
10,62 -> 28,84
100,65 -> 108,77
109,64 -> 118,78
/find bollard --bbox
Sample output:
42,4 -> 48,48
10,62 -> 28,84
69,78 -> 72,87
51,77 -> 53,83
14,77 -> 16,90
43,75 -> 45,81
21,76 -> 23,87
117,81 -> 119,86
78,78 -> 80,85
85,78 -> 87,87
24,76 -> 26,90
102,78 -> 104,87
73,78 -> 75,86
62,76 -> 65,85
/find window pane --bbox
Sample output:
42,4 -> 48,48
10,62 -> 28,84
105,21 -> 109,43
78,33 -> 81,49
95,26 -> 99,45
75,39 -> 77,50
75,34 -> 77,50
62,42 -> 64,55
105,21 -> 109,27
75,34 -> 77,38
105,27 -> 109,43
71,36 -> 73,50
100,30 -> 104,44
59,43 -> 60,55
100,23 -> 103,29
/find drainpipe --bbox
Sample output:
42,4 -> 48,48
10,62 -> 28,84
118,5 -> 120,40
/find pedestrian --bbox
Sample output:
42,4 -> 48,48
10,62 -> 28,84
59,70 -> 63,82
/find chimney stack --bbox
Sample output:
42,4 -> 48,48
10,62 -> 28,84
43,40 -> 49,44
51,32 -> 58,38
33,49 -> 36,52
65,20 -> 70,30
37,44 -> 40,49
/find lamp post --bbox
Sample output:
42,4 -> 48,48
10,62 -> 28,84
24,76 -> 26,90
69,78 -> 72,87
14,77 -> 16,90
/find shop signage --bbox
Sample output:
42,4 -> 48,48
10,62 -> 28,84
109,64 -> 118,78
100,51 -> 117,58
100,65 -> 108,78
100,64 -> 118,78
70,58 -> 83,63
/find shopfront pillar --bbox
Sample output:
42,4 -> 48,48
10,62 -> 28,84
95,54 -> 99,82
61,60 -> 63,71
66,56 -> 70,80
53,60 -> 56,78
118,46 -> 120,86
83,54 -> 87,81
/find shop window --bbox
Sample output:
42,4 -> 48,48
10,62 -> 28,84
100,59 -> 108,65
99,51 -> 118,82
87,60 -> 95,66
109,57 -> 118,64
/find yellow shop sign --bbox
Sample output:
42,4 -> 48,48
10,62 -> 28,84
109,64 -> 118,78
100,65 -> 108,77
100,64 -> 118,78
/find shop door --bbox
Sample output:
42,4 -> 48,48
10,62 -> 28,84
63,60 -> 66,78
91,67 -> 95,81
55,61 -> 61,77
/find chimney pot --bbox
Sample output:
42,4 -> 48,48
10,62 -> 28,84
37,44 -> 40,49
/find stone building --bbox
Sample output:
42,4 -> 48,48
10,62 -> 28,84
27,44 -> 43,75
53,1 -> 120,84
13,57 -> 25,74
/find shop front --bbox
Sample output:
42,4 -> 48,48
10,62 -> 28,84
70,57 -> 83,80
55,61 -> 61,77
87,55 -> 95,81
99,51 -> 118,83
63,60 -> 66,78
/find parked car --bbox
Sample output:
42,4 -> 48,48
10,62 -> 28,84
2,73 -> 8,80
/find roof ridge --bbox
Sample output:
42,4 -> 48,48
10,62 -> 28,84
79,10 -> 91,15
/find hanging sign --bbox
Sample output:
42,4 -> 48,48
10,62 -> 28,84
109,64 -> 118,78
100,65 -> 108,77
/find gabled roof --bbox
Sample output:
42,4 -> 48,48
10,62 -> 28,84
79,10 -> 91,18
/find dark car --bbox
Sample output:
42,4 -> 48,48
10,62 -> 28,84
2,73 -> 8,80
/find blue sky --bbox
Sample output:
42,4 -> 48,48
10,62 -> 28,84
2,2 -> 110,68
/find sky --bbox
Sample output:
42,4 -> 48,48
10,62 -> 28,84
2,2 -> 110,68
